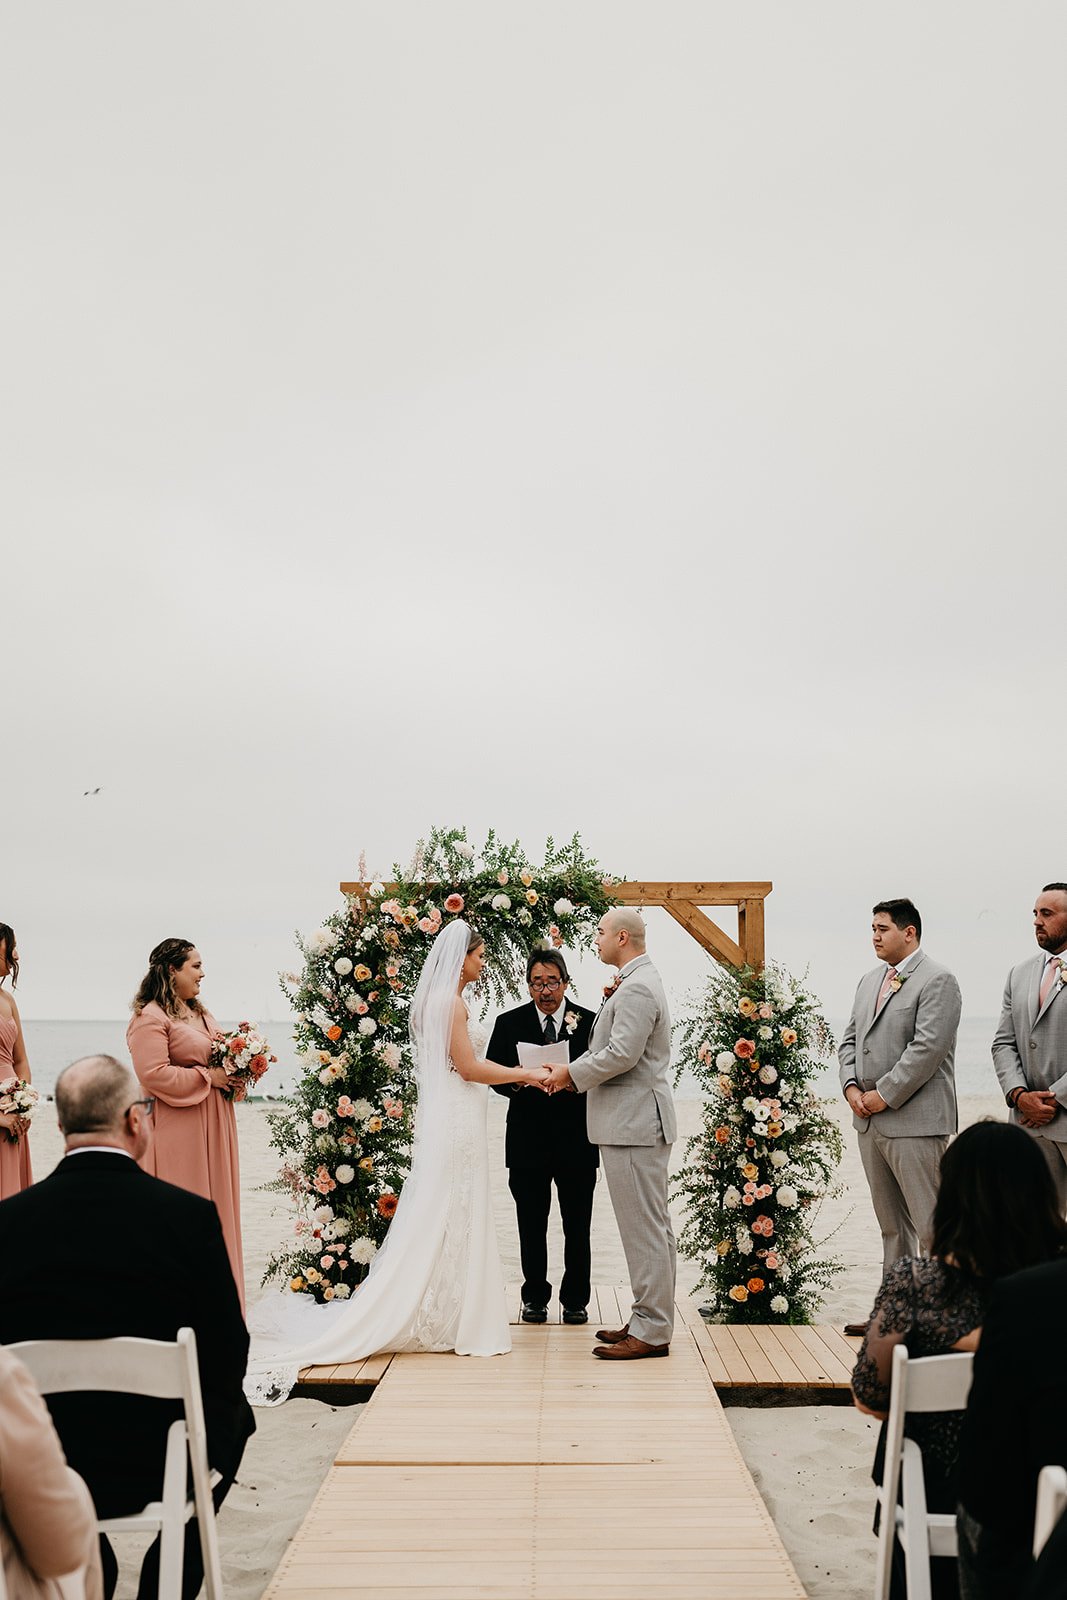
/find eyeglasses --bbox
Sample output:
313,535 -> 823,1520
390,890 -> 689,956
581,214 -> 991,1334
528,978 -> 563,992
125,1097 -> 155,1119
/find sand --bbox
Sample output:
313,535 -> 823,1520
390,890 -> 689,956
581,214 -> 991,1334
26,1090 -> 1008,1599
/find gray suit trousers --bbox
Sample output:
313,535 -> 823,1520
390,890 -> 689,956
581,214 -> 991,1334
858,1123 -> 948,1275
600,1139 -> 677,1344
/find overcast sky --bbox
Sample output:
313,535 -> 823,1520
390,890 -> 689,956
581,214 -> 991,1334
3,2 -> 1063,1028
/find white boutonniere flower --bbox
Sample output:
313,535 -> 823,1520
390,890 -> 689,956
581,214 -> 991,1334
564,1010 -> 580,1034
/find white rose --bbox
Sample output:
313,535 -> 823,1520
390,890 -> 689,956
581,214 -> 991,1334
758,1026 -> 772,1041
758,1065 -> 778,1084
780,1085 -> 794,1100
334,957 -> 353,976
770,1150 -> 789,1168
335,1164 -> 355,1184
715,1051 -> 736,1070
317,1067 -> 334,1085
776,1185 -> 799,1209
358,1017 -> 377,1036
492,893 -> 511,911
770,1295 -> 789,1314
333,1282 -> 352,1299
753,1104 -> 770,1121
736,1232 -> 754,1255
377,1042 -> 402,1070
350,1237 -> 378,1265
331,1217 -> 351,1237
553,898 -> 574,916
312,1205 -> 334,1224
723,1186 -> 741,1209
454,842 -> 474,861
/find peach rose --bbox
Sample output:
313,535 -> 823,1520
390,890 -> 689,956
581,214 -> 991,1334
738,997 -> 757,1019
714,1126 -> 730,1145
326,1025 -> 343,1042
747,1277 -> 765,1294
728,1285 -> 749,1303
734,1038 -> 756,1059
780,1028 -> 798,1047
354,965 -> 372,982
444,894 -> 465,914
741,1163 -> 758,1180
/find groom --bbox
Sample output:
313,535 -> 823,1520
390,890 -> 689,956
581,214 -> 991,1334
544,909 -> 677,1360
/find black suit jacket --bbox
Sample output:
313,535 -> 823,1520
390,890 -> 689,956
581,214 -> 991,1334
488,1000 -> 598,1169
958,1258 -> 1067,1547
0,1151 -> 255,1518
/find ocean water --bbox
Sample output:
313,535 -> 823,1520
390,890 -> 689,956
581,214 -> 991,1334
21,1014 -> 1003,1102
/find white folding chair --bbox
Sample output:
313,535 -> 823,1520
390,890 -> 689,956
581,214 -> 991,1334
873,1344 -> 974,1600
10,1330 -> 223,1600
1033,1464 -> 1067,1557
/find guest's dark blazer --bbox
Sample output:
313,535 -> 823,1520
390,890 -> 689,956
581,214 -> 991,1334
958,1258 -> 1067,1550
0,1151 -> 255,1519
489,1000 -> 598,1169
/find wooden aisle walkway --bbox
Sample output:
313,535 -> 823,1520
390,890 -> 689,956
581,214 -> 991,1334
270,1296 -> 806,1600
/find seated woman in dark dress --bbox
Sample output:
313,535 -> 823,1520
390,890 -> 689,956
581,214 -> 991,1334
851,1121 -> 1067,1600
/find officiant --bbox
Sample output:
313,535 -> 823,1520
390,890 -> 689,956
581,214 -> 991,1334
489,947 -> 598,1324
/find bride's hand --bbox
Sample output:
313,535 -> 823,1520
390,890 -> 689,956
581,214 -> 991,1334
518,1066 -> 551,1091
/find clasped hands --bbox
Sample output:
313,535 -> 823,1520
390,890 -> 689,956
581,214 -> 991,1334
520,1063 -> 575,1095
1015,1089 -> 1059,1128
846,1087 -> 888,1119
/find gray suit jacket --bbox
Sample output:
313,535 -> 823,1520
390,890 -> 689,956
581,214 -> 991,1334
838,950 -> 961,1137
992,954 -> 1067,1144
568,954 -> 677,1147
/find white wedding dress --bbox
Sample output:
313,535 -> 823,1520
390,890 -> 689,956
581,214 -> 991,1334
245,924 -> 511,1405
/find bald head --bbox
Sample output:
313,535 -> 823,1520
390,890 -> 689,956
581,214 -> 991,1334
55,1055 -> 141,1144
603,907 -> 647,949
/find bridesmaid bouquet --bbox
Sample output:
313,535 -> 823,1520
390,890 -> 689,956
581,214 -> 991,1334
0,1077 -> 40,1140
210,1023 -> 276,1101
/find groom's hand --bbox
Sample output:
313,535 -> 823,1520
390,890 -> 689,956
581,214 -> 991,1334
544,1063 -> 574,1095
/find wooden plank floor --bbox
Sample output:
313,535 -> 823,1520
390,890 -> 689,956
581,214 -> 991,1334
267,1293 -> 806,1600
300,1286 -> 862,1396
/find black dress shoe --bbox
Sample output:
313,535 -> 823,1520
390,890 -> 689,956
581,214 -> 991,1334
843,1321 -> 870,1338
521,1302 -> 548,1323
562,1307 -> 588,1324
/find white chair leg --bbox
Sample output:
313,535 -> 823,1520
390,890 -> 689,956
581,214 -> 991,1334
900,1440 -> 933,1600
156,1424 -> 188,1600
873,1481 -> 895,1600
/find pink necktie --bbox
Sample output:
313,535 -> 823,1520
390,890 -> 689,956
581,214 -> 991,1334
1039,957 -> 1063,1010
875,967 -> 899,1012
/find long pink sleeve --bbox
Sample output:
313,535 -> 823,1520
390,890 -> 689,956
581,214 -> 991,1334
127,1007 -> 211,1107
0,1353 -> 101,1586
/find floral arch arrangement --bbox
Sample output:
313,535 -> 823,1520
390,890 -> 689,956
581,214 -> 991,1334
265,827 -> 617,1302
672,962 -> 844,1323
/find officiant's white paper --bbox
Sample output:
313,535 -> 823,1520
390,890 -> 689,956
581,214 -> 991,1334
516,1041 -> 571,1070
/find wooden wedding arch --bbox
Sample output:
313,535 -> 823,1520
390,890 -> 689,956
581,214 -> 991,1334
339,879 -> 772,971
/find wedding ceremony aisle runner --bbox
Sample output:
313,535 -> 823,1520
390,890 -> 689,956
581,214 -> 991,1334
269,1293 -> 806,1600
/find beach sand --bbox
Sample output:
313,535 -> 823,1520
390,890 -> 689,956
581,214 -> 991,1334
27,1090 -> 1007,1598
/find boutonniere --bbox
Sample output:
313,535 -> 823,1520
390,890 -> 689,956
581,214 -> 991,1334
888,972 -> 909,994
564,1010 -> 580,1035
602,975 -> 621,1001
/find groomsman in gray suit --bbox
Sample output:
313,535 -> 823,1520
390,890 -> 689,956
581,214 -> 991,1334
543,909 -> 677,1360
992,883 -> 1067,1208
839,899 -> 962,1307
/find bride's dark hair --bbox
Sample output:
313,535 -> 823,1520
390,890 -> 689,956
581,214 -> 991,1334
466,927 -> 484,952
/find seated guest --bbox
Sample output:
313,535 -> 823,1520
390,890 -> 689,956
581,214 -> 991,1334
0,1347 -> 103,1600
957,1256 -> 1067,1598
852,1121 -> 1067,1600
0,1054 -> 255,1600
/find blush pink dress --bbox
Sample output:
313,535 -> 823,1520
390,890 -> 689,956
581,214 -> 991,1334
0,1014 -> 32,1200
126,1002 -> 244,1306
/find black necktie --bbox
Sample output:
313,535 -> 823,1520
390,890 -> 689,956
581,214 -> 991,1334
543,1015 -> 556,1044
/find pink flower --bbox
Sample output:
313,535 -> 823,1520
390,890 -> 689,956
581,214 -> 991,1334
385,962 -> 401,977
311,1108 -> 330,1128
320,1254 -> 335,1269
418,917 -> 435,933
496,870 -> 509,885
756,1184 -> 773,1199
386,1105 -> 403,1118
734,1038 -> 756,1060
766,1252 -> 780,1270
697,1043 -> 712,1063
758,1003 -> 773,1020
444,894 -> 464,914
313,1166 -> 336,1195
356,1001 -> 369,1015
337,1096 -> 354,1117
752,1214 -> 775,1238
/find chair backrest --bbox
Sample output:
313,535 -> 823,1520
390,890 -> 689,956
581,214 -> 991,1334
890,1344 -> 975,1414
9,1333 -> 192,1402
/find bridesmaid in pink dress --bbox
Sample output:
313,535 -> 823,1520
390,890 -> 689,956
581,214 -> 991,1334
0,923 -> 32,1200
126,939 -> 244,1306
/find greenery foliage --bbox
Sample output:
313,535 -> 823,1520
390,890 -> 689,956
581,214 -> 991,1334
265,826 -> 617,1302
672,962 -> 843,1324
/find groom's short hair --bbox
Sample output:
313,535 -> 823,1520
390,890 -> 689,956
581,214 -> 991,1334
527,947 -> 569,983
606,907 -> 647,948
872,898 -> 922,941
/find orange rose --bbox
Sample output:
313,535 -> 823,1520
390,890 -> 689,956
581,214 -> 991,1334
748,1277 -> 765,1294
734,1038 -> 756,1059
377,1193 -> 398,1218
780,1028 -> 798,1047
289,1276 -> 305,1292
741,1163 -> 759,1180
767,1122 -> 784,1138
326,1025 -> 343,1042
714,1126 -> 730,1144
354,965 -> 372,982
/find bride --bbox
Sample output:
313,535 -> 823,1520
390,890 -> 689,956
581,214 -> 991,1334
245,920 -> 549,1404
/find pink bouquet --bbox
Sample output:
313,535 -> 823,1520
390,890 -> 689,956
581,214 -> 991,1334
0,1076 -> 40,1141
210,1023 -> 276,1101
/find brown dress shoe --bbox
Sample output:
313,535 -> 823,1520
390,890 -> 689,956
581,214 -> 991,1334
594,1325 -> 631,1344
843,1321 -> 870,1338
593,1335 -> 669,1360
